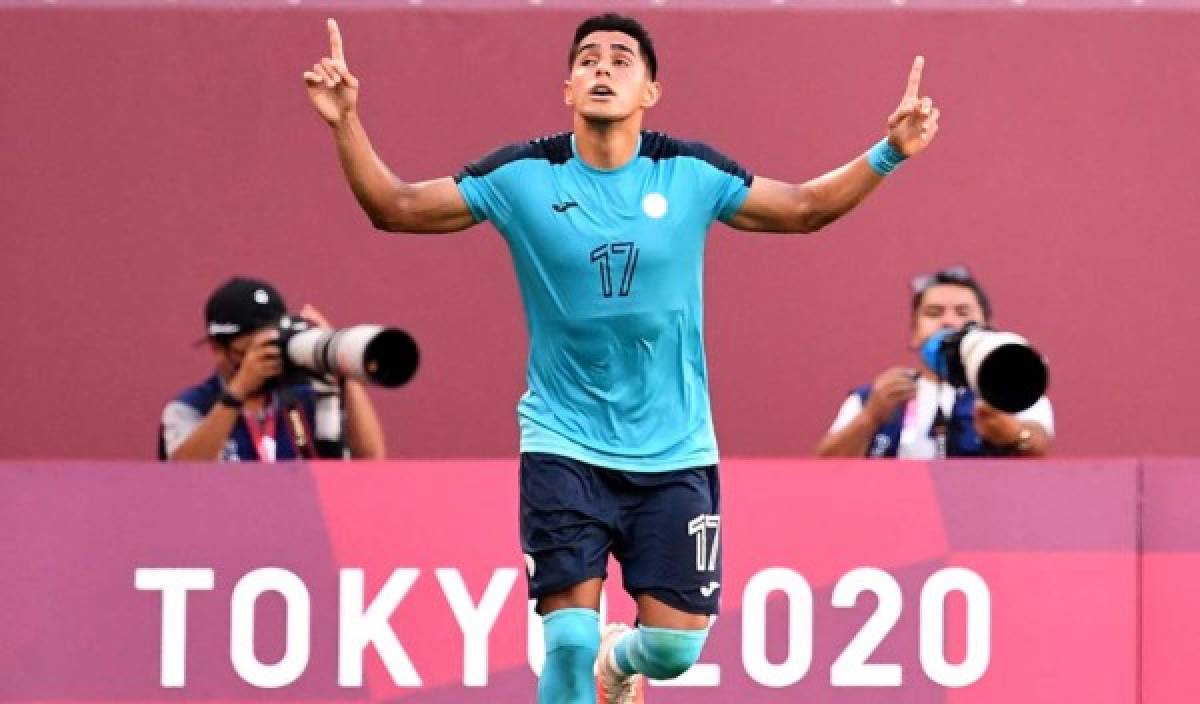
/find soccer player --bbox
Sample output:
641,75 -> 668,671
304,13 -> 939,703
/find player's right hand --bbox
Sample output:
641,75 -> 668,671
304,18 -> 359,126
864,367 -> 918,425
228,329 -> 284,398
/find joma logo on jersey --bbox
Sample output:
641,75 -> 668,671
551,201 -> 579,213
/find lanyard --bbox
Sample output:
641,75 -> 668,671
242,399 -> 279,463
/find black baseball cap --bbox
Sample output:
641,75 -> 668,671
203,277 -> 287,342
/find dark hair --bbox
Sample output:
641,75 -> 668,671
910,267 -> 993,323
569,13 -> 658,80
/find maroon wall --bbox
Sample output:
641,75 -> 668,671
2,6 -> 1198,459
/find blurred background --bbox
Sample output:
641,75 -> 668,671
3,0 -> 1197,459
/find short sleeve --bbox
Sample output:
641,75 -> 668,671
681,141 -> 753,222
455,174 -> 501,224
160,400 -> 203,458
829,394 -> 865,434
1016,396 -> 1055,437
455,142 -> 529,225
712,166 -> 753,222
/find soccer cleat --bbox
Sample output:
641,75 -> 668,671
596,622 -> 645,704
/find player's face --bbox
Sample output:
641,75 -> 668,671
909,284 -> 987,349
564,31 -> 660,122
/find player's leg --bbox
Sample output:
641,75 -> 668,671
607,594 -> 710,675
538,579 -> 604,704
520,453 -> 616,704
598,465 -> 721,699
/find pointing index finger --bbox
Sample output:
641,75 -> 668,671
903,55 -> 924,100
328,18 -> 345,63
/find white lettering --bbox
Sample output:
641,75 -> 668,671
338,568 -> 422,687
229,568 -> 310,688
436,567 -> 519,686
742,567 -> 813,687
920,567 -> 990,687
830,567 -> 903,687
134,568 -> 215,687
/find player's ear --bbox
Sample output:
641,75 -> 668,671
563,79 -> 574,106
642,80 -> 661,109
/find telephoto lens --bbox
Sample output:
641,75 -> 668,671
921,323 -> 1047,413
277,316 -> 419,388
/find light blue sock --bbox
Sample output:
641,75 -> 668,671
538,608 -> 600,704
613,624 -> 709,680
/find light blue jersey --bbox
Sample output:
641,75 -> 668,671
455,131 -> 752,471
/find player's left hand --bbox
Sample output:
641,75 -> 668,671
886,56 -> 940,157
973,401 -> 1021,446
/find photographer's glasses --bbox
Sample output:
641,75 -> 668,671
910,265 -> 972,294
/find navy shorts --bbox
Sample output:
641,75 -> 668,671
519,452 -> 722,615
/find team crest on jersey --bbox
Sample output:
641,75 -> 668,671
642,192 -> 668,219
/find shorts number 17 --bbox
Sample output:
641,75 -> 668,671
689,514 -> 721,572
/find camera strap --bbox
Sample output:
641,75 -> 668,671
242,401 -> 279,463
274,386 -> 318,460
930,407 -> 949,460
929,381 -> 952,460
284,405 -> 318,460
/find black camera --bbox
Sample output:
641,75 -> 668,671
274,315 -> 419,388
920,322 -> 1048,413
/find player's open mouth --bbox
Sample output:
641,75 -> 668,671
589,86 -> 616,98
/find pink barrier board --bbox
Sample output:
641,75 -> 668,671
0,459 -> 1154,701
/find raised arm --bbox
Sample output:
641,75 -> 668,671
728,57 -> 940,234
304,19 -> 476,234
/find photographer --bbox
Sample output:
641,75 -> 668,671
816,267 -> 1053,458
159,277 -> 386,462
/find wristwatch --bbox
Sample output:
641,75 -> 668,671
1014,425 -> 1034,453
218,389 -> 245,409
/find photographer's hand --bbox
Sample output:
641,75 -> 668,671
227,329 -> 283,399
973,402 -> 1020,444
295,303 -> 387,459
864,367 -> 918,425
167,329 -> 281,462
298,304 -> 332,330
974,402 -> 1051,457
816,367 -> 916,457
298,304 -> 339,390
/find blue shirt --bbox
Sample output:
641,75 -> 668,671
455,131 -> 752,471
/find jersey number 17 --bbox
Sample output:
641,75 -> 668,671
589,242 -> 639,298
